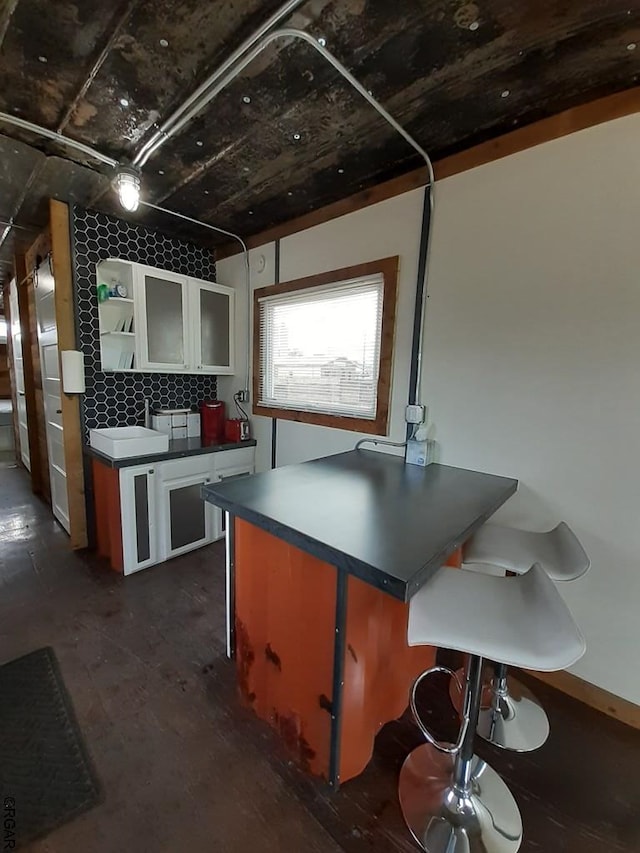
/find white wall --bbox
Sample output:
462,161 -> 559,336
217,112 -> 640,705
216,242 -> 276,474
217,188 -> 426,468
422,113 -> 640,704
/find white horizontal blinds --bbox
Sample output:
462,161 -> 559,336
258,274 -> 385,419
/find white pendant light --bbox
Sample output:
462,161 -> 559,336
113,166 -> 141,212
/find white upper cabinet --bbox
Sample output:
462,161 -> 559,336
96,259 -> 234,375
191,278 -> 234,374
136,265 -> 190,371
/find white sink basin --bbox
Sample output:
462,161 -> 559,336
90,426 -> 169,459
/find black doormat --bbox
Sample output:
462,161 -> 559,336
0,647 -> 101,848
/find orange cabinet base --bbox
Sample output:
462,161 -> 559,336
92,459 -> 124,573
234,518 -> 436,786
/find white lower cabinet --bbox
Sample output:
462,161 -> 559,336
156,456 -> 217,561
119,448 -> 254,575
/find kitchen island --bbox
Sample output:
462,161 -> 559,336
203,449 -> 517,787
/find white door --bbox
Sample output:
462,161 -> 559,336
34,256 -> 69,533
8,279 -> 30,470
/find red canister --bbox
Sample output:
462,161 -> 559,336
200,400 -> 226,444
224,418 -> 242,443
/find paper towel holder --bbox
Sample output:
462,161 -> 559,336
61,350 -> 86,395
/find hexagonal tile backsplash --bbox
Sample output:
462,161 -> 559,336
72,205 -> 217,438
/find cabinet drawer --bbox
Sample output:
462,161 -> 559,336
214,447 -> 255,472
156,454 -> 214,482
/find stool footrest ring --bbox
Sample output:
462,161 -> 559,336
409,665 -> 468,755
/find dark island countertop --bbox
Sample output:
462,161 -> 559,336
203,449 -> 517,601
85,437 -> 256,469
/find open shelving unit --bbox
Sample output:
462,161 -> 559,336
97,260 -> 136,371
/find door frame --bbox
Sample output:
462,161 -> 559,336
14,204 -> 87,548
34,254 -> 70,533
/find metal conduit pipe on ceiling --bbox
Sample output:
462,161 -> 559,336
138,28 -> 433,175
132,0 -> 309,168
132,27 -> 436,407
0,19 -> 438,412
0,112 -> 252,394
0,222 -> 35,233
0,112 -> 119,168
0,111 -> 119,254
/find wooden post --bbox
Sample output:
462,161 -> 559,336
50,200 -> 88,549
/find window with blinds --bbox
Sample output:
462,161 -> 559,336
253,257 -> 398,434
257,274 -> 385,420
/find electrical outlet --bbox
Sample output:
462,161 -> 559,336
237,390 -> 249,403
405,404 -> 426,425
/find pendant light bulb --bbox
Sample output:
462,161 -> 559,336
114,166 -> 141,212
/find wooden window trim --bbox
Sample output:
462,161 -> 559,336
253,256 -> 399,435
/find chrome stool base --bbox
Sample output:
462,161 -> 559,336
477,677 -> 550,752
449,668 -> 550,753
399,743 -> 522,853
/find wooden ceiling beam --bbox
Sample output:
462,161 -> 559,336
216,86 -> 640,260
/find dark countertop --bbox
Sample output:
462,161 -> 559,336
85,437 -> 256,469
203,449 -> 517,601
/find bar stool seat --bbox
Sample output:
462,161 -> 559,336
455,521 -> 590,752
462,521 -> 590,581
399,563 -> 585,853
408,562 -> 586,670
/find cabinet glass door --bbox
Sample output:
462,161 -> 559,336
119,465 -> 157,575
192,279 -> 234,374
137,267 -> 189,370
169,482 -> 206,551
134,472 -> 151,563
161,473 -> 214,558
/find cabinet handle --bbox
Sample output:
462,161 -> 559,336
149,469 -> 155,474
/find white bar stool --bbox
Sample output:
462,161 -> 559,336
399,563 -> 585,853
459,521 -> 590,752
463,522 -> 590,581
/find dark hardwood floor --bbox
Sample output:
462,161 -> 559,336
1,462 -> 638,852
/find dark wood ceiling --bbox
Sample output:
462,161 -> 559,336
1,0 -> 638,270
